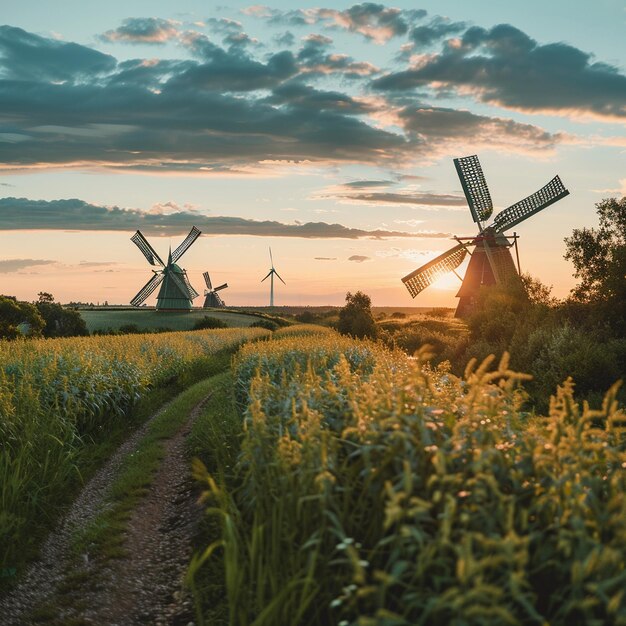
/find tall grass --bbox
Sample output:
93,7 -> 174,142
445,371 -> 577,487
193,333 -> 626,625
0,327 -> 268,576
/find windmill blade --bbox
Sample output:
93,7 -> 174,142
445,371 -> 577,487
203,271 -> 212,290
401,243 -> 468,298
181,271 -> 199,299
171,226 -> 201,264
269,247 -> 274,267
491,175 -> 569,233
170,270 -> 198,300
453,155 -> 494,223
131,272 -> 164,306
131,231 -> 165,267
261,270 -> 272,282
214,283 -> 228,292
215,293 -> 225,306
274,270 -> 286,285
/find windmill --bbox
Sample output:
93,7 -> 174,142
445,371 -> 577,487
202,271 -> 228,308
130,226 -> 201,311
261,247 -> 285,306
401,155 -> 569,317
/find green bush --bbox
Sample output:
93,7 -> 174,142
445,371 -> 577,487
192,316 -> 228,330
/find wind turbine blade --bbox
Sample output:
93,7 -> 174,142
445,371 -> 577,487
171,226 -> 201,263
214,283 -> 228,292
492,176 -> 569,233
203,271 -> 212,290
453,155 -> 493,223
269,247 -> 274,267
274,270 -> 286,285
131,272 -> 164,306
401,243 -> 468,298
131,231 -> 165,267
261,270 -> 272,282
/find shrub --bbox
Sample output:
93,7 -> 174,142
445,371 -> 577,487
192,316 -> 228,330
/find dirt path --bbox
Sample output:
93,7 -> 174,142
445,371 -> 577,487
0,394 -> 211,626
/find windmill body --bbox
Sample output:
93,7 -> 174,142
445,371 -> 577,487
202,271 -> 228,308
130,227 -> 201,311
261,247 -> 285,306
401,155 -> 569,317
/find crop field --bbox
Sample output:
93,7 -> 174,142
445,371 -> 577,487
78,307 -> 266,332
0,327 -> 269,573
191,328 -> 626,625
2,323 -> 625,624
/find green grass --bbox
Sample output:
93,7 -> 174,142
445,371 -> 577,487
186,371 -> 240,625
79,308 -> 264,332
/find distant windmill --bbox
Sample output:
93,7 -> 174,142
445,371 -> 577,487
261,247 -> 285,307
203,271 -> 228,308
401,155 -> 569,317
130,226 -> 201,311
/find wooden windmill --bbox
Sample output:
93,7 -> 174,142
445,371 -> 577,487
401,155 -> 569,316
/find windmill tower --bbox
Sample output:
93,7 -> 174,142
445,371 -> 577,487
202,271 -> 228,308
130,226 -> 201,311
261,247 -> 285,307
401,155 -> 569,317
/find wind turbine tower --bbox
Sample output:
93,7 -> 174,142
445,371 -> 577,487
261,247 -> 285,306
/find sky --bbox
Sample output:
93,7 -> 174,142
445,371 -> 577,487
0,0 -> 624,307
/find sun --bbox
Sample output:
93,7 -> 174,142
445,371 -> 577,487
432,272 -> 462,291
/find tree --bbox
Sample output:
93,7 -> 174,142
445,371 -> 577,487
337,291 -> 377,339
37,291 -> 55,304
0,296 -> 45,339
35,301 -> 89,338
564,196 -> 626,325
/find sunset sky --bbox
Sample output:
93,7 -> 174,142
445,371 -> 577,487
1,1 -> 624,307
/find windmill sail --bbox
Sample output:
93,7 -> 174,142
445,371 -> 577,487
131,273 -> 164,306
491,176 -> 569,233
181,271 -> 199,299
171,226 -> 201,263
214,283 -> 228,292
402,243 -> 468,298
131,231 -> 165,267
454,155 -> 493,223
203,271 -> 212,290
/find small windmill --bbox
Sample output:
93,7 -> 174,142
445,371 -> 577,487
130,226 -> 201,311
203,271 -> 228,308
261,247 -> 285,306
401,155 -> 569,317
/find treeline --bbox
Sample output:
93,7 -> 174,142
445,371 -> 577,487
0,292 -> 88,339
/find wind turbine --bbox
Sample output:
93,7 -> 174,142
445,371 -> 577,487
261,247 -> 285,306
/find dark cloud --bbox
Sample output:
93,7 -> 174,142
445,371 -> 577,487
314,256 -> 337,260
340,180 -> 395,189
267,82 -> 372,114
375,23 -> 626,120
397,106 -> 562,149
409,17 -> 467,48
99,17 -> 180,44
331,191 -> 466,208
205,17 -> 244,35
0,197 -> 449,239
0,25 -> 115,81
253,4 -> 427,43
0,258 -> 55,273
348,255 -> 371,262
297,34 -> 379,76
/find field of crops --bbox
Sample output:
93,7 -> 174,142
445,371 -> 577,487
0,327 -> 269,572
194,330 -> 626,625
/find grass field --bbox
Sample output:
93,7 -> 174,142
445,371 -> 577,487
79,308 -> 266,332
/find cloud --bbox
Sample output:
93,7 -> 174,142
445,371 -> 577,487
374,23 -> 626,121
0,25 -> 116,81
0,197 -> 450,239
409,16 -> 467,48
250,4 -> 427,43
0,25 -> 569,175
0,258 -> 55,273
341,179 -> 395,189
99,18 -> 181,44
348,255 -> 371,262
314,256 -> 337,260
